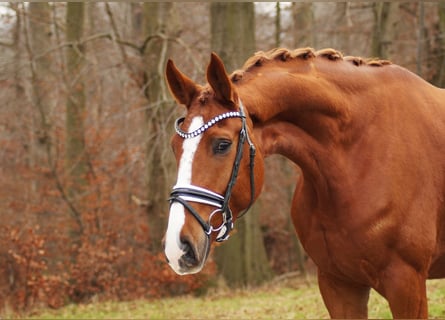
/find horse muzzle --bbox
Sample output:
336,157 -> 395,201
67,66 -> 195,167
165,235 -> 210,275
163,202 -> 211,275
178,235 -> 210,274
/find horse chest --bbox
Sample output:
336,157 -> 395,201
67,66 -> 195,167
292,194 -> 391,284
304,221 -> 388,284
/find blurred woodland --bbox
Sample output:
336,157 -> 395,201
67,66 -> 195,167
0,1 -> 444,312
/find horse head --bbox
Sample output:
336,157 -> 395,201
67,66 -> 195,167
163,53 -> 265,275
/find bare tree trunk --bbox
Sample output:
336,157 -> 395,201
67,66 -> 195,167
332,2 -> 351,52
210,2 -> 272,287
275,2 -> 281,48
292,2 -> 314,48
435,2 -> 445,87
371,2 -> 399,59
65,2 -> 87,237
142,3 -> 177,254
417,2 -> 425,77
26,3 -> 53,186
210,3 -> 255,73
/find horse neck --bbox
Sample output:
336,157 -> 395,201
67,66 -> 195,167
238,65 -> 356,156
236,65 -> 363,202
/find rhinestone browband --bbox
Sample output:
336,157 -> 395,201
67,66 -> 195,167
174,111 -> 243,139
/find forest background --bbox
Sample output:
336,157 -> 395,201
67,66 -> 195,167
1,1 -> 444,313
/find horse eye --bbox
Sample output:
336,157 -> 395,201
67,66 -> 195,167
212,139 -> 232,155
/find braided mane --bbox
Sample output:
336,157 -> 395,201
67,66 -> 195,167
230,47 -> 392,82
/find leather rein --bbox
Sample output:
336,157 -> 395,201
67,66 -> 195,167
169,100 -> 256,242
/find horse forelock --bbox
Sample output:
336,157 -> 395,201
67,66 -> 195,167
229,47 -> 392,83
196,88 -> 212,105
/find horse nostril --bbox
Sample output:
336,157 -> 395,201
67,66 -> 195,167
180,239 -> 198,268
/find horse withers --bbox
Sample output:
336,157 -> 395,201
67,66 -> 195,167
163,48 -> 445,318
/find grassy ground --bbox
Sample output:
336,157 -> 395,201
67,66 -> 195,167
19,278 -> 445,319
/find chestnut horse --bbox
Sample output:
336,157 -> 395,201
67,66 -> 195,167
163,48 -> 445,318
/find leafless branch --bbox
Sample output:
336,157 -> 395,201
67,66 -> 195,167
104,3 -> 129,63
131,194 -> 150,207
0,40 -> 14,47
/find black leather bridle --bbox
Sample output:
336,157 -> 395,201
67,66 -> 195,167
169,100 -> 256,242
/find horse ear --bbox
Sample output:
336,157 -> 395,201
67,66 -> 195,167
207,52 -> 235,107
165,59 -> 198,108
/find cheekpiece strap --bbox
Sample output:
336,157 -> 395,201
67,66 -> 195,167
175,111 -> 243,139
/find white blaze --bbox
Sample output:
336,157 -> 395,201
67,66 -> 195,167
164,116 -> 204,274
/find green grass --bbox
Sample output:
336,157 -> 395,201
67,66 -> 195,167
21,278 -> 445,319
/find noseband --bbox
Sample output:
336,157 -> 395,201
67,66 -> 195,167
169,100 -> 256,242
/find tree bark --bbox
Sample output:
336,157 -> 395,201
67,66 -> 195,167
65,2 -> 87,237
292,2 -> 314,48
142,3 -> 177,254
210,2 -> 272,287
275,2 -> 281,48
435,2 -> 445,87
26,3 -> 53,181
332,2 -> 351,52
371,2 -> 399,59
210,3 -> 255,73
